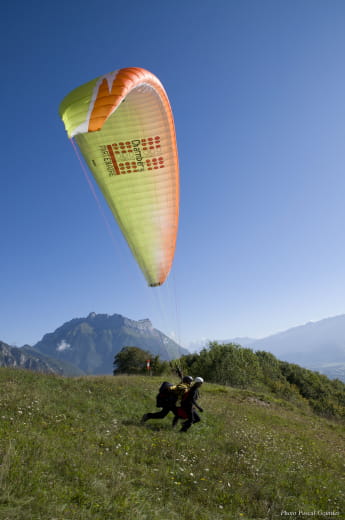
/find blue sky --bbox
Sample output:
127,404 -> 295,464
1,0 -> 345,348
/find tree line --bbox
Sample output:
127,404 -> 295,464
113,342 -> 345,421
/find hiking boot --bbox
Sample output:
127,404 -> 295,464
180,420 -> 189,432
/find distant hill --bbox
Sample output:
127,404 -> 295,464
311,362 -> 345,382
33,312 -> 189,375
0,341 -> 83,376
223,315 -> 345,382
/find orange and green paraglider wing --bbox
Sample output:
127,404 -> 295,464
59,67 -> 179,287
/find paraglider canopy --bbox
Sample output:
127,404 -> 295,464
59,67 -> 179,287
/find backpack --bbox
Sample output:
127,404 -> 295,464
156,381 -> 177,408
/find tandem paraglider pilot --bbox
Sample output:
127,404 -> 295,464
142,376 -> 205,433
141,376 -> 194,424
174,377 -> 204,432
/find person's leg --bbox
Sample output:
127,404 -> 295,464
180,409 -> 200,431
180,418 -> 192,432
142,407 -> 170,422
192,410 -> 201,424
172,415 -> 179,427
179,407 -> 193,431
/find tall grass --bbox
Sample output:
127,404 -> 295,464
0,368 -> 344,519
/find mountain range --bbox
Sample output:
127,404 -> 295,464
0,341 -> 84,376
2,313 -> 345,381
32,312 -> 188,375
221,315 -> 345,382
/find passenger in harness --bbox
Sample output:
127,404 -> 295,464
173,377 -> 204,432
141,376 -> 193,424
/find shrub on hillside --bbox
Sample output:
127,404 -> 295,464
113,346 -> 169,375
180,343 -> 345,421
279,361 -> 345,419
181,342 -> 262,388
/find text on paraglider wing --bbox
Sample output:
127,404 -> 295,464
98,136 -> 165,176
131,140 -> 145,170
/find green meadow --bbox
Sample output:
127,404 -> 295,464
0,368 -> 344,520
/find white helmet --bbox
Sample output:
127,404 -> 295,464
194,377 -> 204,384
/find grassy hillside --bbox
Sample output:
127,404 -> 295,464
0,368 -> 344,520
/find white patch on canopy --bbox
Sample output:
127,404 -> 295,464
71,70 -> 120,137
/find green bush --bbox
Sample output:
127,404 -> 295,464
113,346 -> 169,376
180,343 -> 345,421
181,342 -> 262,388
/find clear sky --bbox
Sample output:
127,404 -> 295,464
1,0 -> 345,349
